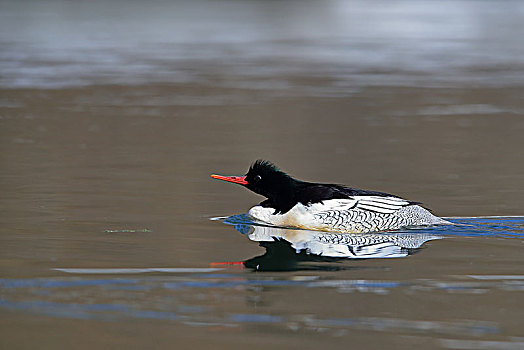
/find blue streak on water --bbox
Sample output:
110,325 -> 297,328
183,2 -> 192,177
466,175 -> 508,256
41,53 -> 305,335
163,281 -> 245,289
162,279 -> 307,290
249,280 -> 303,287
348,281 -> 401,288
161,278 -> 404,291
0,299 -> 131,312
421,217 -> 524,239
229,313 -> 283,324
191,274 -> 241,279
0,299 -> 133,320
438,286 -> 476,291
222,214 -> 254,226
103,285 -> 150,291
310,317 -> 499,335
0,298 -> 180,321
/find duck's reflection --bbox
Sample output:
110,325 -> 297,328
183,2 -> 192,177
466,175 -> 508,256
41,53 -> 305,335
232,223 -> 442,271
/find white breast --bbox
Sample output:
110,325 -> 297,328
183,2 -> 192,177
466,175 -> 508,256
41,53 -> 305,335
248,199 -> 359,230
248,203 -> 316,229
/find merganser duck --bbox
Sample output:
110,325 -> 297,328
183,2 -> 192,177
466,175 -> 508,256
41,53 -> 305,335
211,160 -> 451,233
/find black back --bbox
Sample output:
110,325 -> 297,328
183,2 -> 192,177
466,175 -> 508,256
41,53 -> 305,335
243,160 -> 408,214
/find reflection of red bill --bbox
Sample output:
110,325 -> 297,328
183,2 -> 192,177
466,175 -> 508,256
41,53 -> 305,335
209,261 -> 245,269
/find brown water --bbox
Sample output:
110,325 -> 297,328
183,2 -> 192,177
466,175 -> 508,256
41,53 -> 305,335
2,1 -> 524,349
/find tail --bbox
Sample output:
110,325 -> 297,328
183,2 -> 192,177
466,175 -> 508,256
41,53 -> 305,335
440,217 -> 475,227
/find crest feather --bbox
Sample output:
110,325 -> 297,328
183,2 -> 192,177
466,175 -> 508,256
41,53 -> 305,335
248,160 -> 292,180
250,159 -> 280,172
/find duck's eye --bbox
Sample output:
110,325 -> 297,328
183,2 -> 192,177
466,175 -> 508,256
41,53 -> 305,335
254,175 -> 262,182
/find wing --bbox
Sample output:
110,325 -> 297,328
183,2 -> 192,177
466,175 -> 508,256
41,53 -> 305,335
311,196 -> 415,215
352,195 -> 413,214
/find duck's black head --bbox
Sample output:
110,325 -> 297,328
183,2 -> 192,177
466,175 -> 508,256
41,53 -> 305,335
211,160 -> 297,201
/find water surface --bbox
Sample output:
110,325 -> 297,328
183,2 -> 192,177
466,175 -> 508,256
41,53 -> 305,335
1,1 -> 524,349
